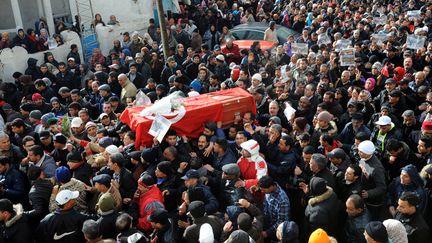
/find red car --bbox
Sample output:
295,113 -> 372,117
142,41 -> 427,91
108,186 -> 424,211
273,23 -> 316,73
222,40 -> 275,52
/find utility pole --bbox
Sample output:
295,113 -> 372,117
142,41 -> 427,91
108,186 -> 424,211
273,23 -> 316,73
156,0 -> 169,62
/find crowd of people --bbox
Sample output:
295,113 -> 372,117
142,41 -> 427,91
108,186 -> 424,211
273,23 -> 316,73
1,0 -> 432,242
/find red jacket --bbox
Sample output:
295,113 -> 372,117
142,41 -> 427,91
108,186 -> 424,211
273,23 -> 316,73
136,185 -> 164,233
237,156 -> 268,188
221,44 -> 241,64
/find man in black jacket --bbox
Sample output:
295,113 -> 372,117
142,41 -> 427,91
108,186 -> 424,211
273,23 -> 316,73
395,192 -> 432,243
108,153 -> 137,203
36,189 -> 90,243
0,198 -> 32,243
357,140 -> 387,221
127,63 -> 146,89
25,166 -> 53,228
148,208 -> 177,243
0,156 -> 27,206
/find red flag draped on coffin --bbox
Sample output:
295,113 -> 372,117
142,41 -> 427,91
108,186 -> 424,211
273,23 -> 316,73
120,88 -> 256,148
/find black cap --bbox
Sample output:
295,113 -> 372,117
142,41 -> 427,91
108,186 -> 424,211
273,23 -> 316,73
254,87 -> 266,96
181,169 -> 199,180
147,208 -> 169,225
389,90 -> 402,97
400,79 -> 410,85
66,150 -> 83,163
53,133 -> 67,144
93,174 -> 111,187
39,130 -> 52,140
188,201 -> 206,219
20,103 -> 33,112
365,221 -> 388,243
139,173 -> 155,186
129,151 -> 142,161
327,148 -> 346,160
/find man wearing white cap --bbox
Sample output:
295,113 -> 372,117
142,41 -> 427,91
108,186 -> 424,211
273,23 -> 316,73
370,115 -> 402,155
71,117 -> 87,140
357,140 -> 387,221
36,190 -> 89,242
236,139 -> 268,189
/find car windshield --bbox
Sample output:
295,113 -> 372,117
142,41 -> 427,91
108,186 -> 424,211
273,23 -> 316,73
277,27 -> 295,38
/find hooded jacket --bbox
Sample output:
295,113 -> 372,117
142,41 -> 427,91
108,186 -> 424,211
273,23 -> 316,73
305,186 -> 341,237
135,185 -> 164,234
0,204 -> 32,243
25,178 -> 53,225
387,164 -> 427,212
25,58 -> 41,80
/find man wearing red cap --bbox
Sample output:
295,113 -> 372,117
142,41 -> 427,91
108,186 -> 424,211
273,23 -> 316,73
409,120 -> 432,149
32,93 -> 51,114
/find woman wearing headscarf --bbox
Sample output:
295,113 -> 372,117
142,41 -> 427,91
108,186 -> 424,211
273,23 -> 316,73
364,77 -> 378,97
91,48 -> 106,68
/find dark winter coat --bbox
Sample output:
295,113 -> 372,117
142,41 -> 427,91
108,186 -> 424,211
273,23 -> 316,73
305,187 -> 341,237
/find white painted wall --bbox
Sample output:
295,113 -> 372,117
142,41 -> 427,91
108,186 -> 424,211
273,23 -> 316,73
69,0 -> 154,29
0,30 -> 83,82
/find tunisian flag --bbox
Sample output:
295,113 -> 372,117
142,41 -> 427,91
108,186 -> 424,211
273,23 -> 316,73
120,88 -> 256,148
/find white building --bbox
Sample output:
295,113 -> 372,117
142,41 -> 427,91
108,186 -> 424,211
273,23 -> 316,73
0,0 -> 182,81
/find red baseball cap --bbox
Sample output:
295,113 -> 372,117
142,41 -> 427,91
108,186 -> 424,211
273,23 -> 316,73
422,120 -> 432,131
32,93 -> 43,101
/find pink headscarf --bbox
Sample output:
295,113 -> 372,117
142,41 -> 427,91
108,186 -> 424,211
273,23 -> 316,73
364,78 -> 376,92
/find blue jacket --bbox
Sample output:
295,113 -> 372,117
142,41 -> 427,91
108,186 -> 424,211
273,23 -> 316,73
38,154 -> 57,178
212,150 -> 237,171
0,167 -> 26,204
338,123 -> 371,147
387,164 -> 427,212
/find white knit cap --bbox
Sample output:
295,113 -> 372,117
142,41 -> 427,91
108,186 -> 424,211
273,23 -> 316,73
252,73 -> 262,82
199,223 -> 214,243
240,139 -> 260,156
383,219 -> 408,243
358,140 -> 375,155
105,145 -> 119,155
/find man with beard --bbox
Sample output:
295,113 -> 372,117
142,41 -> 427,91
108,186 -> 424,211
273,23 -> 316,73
127,63 -> 146,89
323,91 -> 343,118
295,96 -> 314,124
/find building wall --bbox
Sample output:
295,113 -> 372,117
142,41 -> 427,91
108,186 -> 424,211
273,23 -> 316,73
69,0 -> 154,28
0,0 -> 16,29
19,0 -> 40,31
0,31 -> 82,82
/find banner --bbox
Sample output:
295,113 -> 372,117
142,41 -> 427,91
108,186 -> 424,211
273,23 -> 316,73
48,37 -> 58,50
318,33 -> 332,45
407,10 -> 421,19
371,33 -> 389,44
340,48 -> 355,67
284,102 -> 296,121
335,39 -> 351,52
406,34 -> 426,50
373,15 -> 387,26
291,43 -> 309,55
148,114 -> 172,143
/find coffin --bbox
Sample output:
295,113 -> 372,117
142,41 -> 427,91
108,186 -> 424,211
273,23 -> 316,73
120,87 -> 256,148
